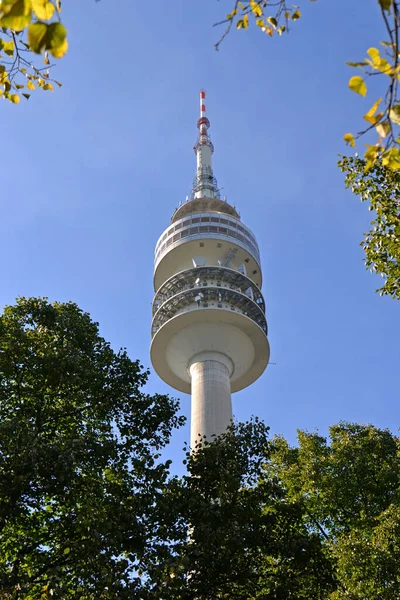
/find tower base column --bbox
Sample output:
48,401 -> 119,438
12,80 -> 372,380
188,352 -> 234,449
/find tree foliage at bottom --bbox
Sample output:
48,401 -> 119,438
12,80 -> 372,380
1,298 -> 398,599
0,297 -> 184,599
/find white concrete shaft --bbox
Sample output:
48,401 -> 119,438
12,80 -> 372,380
189,352 -> 233,449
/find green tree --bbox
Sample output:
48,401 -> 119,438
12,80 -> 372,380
145,420 -> 335,599
339,155 -> 400,299
0,297 -> 184,599
268,422 -> 400,599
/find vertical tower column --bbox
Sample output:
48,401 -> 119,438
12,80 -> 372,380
188,352 -> 234,449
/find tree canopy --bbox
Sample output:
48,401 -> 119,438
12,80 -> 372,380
268,422 -> 400,599
0,298 -> 398,599
0,297 -> 184,599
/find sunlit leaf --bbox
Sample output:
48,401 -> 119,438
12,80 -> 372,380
349,75 -> 367,97
344,133 -> 356,147
28,21 -> 48,53
389,105 -> 400,125
0,0 -> 32,30
3,41 -> 14,56
376,121 -> 391,138
32,0 -> 54,20
46,21 -> 67,57
363,97 -> 382,124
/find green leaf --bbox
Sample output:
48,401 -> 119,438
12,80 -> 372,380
378,0 -> 392,11
348,75 -> 367,97
382,147 -> 400,169
346,61 -> 369,68
46,22 -> 67,57
0,0 -> 32,30
28,21 -> 48,53
63,547 -> 71,555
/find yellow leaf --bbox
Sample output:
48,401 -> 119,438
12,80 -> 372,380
367,47 -> 380,66
43,82 -> 53,91
376,121 -> 390,138
27,79 -> 35,90
236,14 -> 249,29
250,0 -> 262,17
292,10 -> 301,20
343,133 -> 356,147
363,97 -> 382,123
255,19 -> 264,26
3,41 -> 14,56
364,145 -> 380,170
32,0 -> 54,20
348,75 -> 367,97
389,105 -> 400,125
267,16 -> 277,28
10,93 -> 20,103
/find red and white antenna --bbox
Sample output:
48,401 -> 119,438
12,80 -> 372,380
193,90 -> 217,199
195,89 -> 214,154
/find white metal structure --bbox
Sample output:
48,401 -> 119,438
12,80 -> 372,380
151,91 -> 270,448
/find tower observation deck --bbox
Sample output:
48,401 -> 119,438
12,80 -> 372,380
151,91 -> 270,448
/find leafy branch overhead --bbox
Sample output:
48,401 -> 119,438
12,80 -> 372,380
219,0 -> 400,171
0,0 -> 67,103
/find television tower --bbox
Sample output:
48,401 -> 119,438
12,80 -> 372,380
151,91 -> 270,448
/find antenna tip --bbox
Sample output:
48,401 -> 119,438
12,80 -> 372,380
199,89 -> 206,99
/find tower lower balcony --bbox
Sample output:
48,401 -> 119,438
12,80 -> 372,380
150,267 -> 270,394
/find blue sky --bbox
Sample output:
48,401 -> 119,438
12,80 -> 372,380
1,0 -> 398,464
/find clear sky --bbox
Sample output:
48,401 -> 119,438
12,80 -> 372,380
1,0 -> 398,465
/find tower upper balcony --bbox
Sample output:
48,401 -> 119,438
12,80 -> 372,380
171,196 -> 240,223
